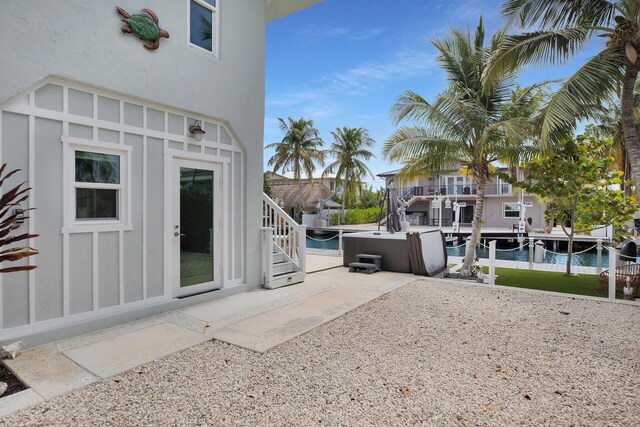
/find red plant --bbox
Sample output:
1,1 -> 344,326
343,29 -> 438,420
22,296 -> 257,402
0,164 -> 38,273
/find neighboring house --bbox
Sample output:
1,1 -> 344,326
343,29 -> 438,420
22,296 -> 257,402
269,182 -> 335,214
266,171 -> 342,193
0,0 -> 321,346
377,168 -> 545,229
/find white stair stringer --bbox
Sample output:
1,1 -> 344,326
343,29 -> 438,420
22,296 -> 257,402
261,193 -> 307,289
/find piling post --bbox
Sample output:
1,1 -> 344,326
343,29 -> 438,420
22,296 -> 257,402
608,248 -> 616,300
338,230 -> 343,255
489,240 -> 496,285
596,239 -> 603,275
528,237 -> 534,270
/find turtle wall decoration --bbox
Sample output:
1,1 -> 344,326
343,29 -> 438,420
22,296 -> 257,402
116,7 -> 169,50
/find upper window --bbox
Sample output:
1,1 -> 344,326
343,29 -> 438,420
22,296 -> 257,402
189,0 -> 218,56
503,202 -> 520,218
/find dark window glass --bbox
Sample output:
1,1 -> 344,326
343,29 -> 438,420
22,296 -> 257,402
75,151 -> 120,184
504,203 -> 519,218
76,189 -> 118,219
203,0 -> 216,6
190,1 -> 213,52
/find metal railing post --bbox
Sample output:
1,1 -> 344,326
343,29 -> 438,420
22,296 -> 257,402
338,229 -> 343,255
596,239 -> 603,275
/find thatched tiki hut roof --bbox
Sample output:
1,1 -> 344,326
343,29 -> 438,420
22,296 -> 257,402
270,182 -> 332,212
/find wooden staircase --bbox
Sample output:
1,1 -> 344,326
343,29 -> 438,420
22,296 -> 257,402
261,193 -> 306,289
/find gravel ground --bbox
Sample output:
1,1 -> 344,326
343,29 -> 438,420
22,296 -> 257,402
3,279 -> 640,426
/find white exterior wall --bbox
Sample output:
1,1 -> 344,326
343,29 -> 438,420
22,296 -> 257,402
0,0 -> 269,344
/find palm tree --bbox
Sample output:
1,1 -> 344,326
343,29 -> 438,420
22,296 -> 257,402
486,0 -> 640,202
266,117 -> 325,217
587,80 -> 640,195
383,18 -> 541,274
323,127 -> 376,224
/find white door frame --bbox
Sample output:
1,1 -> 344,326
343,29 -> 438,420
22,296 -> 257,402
172,158 -> 223,297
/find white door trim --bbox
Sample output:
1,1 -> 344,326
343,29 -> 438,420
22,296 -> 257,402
171,158 -> 223,297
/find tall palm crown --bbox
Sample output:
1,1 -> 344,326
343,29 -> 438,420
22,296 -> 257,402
486,0 -> 640,201
383,17 -> 540,273
323,127 -> 375,223
266,117 -> 325,212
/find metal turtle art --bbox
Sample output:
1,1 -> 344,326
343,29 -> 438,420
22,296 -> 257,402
116,7 -> 169,50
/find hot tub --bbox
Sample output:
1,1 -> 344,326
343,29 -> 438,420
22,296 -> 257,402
342,230 -> 447,276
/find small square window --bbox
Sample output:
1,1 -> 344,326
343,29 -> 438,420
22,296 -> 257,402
189,0 -> 217,54
69,146 -> 129,225
503,202 -> 520,218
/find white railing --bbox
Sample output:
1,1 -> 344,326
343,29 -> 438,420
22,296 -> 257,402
261,193 -> 306,287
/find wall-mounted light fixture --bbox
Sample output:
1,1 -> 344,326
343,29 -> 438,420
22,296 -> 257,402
189,120 -> 206,141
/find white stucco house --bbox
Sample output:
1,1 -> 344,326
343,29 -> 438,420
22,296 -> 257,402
0,0 -> 321,347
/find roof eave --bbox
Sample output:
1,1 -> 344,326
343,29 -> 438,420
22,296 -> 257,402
266,0 -> 324,22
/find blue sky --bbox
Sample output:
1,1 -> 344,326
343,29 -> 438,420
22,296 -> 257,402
264,0 -> 602,188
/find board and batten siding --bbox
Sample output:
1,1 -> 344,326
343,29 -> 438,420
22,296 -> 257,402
0,78 -> 245,337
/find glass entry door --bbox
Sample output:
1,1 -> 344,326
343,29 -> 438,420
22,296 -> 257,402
173,159 -> 222,297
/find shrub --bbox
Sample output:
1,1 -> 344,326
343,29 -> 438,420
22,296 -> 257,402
330,207 -> 382,225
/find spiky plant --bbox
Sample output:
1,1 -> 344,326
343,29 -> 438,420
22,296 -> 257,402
0,164 -> 38,273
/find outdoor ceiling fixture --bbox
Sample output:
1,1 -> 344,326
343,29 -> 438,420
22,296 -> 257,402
189,120 -> 206,141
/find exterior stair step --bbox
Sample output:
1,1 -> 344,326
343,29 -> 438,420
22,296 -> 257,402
273,252 -> 285,263
273,260 -> 295,275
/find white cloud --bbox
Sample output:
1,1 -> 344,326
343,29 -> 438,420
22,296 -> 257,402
295,24 -> 385,41
266,48 -> 437,114
326,49 -> 437,92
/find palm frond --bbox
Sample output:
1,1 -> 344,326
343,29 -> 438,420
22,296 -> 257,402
538,48 -> 624,146
501,0 -> 616,30
484,27 -> 589,85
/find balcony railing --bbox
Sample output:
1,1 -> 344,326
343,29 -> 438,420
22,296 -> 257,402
398,184 -> 514,197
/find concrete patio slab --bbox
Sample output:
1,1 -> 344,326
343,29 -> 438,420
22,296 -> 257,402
212,287 -> 373,352
0,389 -> 44,418
305,253 -> 342,273
63,323 -> 205,379
55,316 -> 167,353
2,345 -> 97,400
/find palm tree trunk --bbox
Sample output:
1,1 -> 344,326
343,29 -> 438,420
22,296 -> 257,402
566,216 -> 575,276
621,62 -> 640,204
461,177 -> 486,274
341,167 -> 350,225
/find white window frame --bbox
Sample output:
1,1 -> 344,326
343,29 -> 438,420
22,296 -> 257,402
502,202 -> 520,219
62,137 -> 132,232
188,0 -> 219,57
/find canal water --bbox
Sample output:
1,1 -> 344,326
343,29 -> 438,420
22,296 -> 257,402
306,232 -> 635,268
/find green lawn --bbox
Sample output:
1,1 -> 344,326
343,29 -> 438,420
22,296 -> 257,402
493,267 -> 608,298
